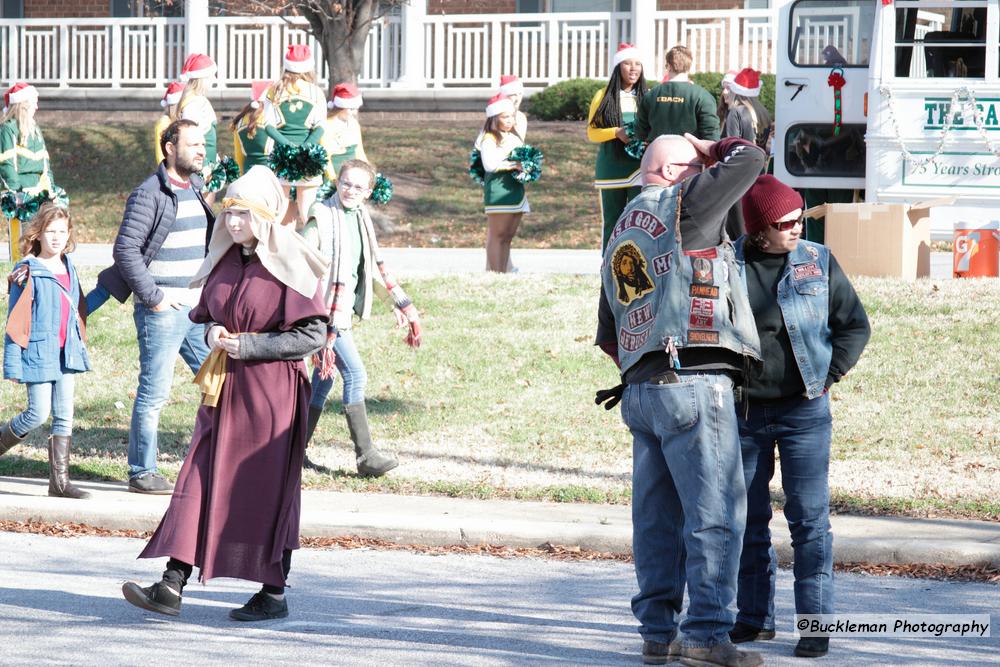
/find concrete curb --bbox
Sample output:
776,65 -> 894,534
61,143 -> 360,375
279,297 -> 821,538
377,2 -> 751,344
2,477 -> 998,567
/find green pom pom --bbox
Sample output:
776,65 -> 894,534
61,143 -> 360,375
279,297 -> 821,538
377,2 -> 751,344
468,149 -> 485,186
371,173 -> 393,205
625,139 -> 646,161
509,144 -> 544,183
268,143 -> 329,182
0,187 -> 69,222
206,155 -> 240,193
315,180 -> 337,202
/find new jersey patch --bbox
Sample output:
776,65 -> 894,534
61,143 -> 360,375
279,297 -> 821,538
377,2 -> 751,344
611,240 -> 656,306
619,326 -> 652,352
626,302 -> 654,330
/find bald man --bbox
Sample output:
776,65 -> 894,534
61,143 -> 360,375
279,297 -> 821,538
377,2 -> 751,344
595,134 -> 765,667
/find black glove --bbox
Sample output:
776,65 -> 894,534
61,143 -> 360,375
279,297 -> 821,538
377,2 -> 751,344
595,383 -> 626,411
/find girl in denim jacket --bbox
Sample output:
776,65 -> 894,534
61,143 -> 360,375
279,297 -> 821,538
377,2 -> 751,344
2,203 -> 94,498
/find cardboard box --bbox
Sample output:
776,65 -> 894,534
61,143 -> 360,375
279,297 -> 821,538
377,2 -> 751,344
803,199 -> 952,280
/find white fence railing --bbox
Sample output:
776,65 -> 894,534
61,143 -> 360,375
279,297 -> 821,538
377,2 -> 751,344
1,10 -> 776,91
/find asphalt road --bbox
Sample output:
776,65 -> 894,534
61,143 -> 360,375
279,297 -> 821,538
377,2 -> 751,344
0,531 -> 996,666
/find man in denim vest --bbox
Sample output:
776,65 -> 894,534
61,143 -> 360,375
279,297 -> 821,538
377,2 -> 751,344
731,175 -> 870,659
595,133 -> 765,667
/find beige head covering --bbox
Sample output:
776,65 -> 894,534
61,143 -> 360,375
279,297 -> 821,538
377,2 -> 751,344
190,165 -> 330,297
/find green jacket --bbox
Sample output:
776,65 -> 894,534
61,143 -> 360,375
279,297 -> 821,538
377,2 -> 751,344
634,80 -> 720,143
0,119 -> 54,192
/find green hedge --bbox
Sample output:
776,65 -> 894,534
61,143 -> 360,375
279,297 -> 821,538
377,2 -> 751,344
527,73 -> 776,122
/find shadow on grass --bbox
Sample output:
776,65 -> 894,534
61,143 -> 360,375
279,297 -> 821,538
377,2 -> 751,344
0,454 -> 120,482
315,397 -> 416,418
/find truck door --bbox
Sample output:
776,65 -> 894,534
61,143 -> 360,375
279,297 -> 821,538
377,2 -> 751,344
773,0 -> 877,190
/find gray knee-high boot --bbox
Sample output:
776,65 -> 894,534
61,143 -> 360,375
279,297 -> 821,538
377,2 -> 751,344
0,420 -> 25,457
302,406 -> 325,471
48,435 -> 90,499
344,401 -> 398,477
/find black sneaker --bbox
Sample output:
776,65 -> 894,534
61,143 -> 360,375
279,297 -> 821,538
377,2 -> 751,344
729,621 -> 776,643
122,581 -> 181,616
128,473 -> 174,495
794,636 -> 829,658
229,591 -> 289,622
643,638 -> 681,664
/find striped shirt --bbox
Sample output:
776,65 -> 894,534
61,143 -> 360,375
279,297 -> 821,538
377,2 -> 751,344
147,180 -> 207,307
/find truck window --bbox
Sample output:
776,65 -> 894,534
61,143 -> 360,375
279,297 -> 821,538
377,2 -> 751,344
789,0 -> 877,68
894,3 -> 987,78
785,124 -> 866,178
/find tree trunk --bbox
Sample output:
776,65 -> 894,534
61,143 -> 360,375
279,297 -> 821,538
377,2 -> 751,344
305,0 -> 379,92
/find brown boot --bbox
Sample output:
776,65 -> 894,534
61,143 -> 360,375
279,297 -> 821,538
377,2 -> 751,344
48,435 -> 90,499
301,406 -> 329,472
0,420 -> 25,457
344,401 -> 398,477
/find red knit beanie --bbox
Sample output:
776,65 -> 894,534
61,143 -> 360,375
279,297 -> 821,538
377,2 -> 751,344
741,175 -> 804,235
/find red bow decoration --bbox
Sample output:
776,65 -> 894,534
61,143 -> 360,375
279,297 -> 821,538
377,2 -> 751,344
828,71 -> 846,89
828,67 -> 846,136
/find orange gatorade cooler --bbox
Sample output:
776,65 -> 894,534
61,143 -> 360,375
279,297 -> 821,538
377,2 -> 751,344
953,221 -> 1000,278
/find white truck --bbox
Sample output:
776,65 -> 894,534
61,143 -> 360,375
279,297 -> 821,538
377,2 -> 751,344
773,0 -> 1000,241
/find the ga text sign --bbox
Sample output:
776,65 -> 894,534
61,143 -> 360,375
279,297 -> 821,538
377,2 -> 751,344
923,97 -> 1000,131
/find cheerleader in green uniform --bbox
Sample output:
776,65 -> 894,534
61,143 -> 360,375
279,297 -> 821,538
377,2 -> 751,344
231,80 -> 282,175
154,82 -> 183,166
476,93 -> 529,273
1,82 -> 56,262
587,43 -> 648,251
266,44 -> 327,227
178,53 -> 219,203
321,83 -> 369,182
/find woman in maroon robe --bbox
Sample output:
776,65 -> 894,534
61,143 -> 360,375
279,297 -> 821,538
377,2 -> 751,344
122,166 -> 329,622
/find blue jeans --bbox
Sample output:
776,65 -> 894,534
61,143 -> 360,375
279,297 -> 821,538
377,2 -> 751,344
128,303 -> 209,478
623,372 -> 746,647
309,329 -> 367,409
736,394 -> 833,631
11,372 -> 75,437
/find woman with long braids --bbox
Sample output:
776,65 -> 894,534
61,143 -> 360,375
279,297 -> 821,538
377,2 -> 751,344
587,43 -> 648,251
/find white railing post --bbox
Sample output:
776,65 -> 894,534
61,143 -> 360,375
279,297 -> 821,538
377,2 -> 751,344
490,18 -> 502,86
392,0 -> 426,88
547,16 -> 559,81
269,22 -> 282,81
185,0 -> 208,56
632,0 -> 656,73
433,20 -> 444,89
6,25 -> 19,83
58,24 -> 69,88
215,22 -> 228,88
111,24 -> 122,88
155,21 -> 166,86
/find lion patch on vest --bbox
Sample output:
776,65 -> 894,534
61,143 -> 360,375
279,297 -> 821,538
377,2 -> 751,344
611,241 -> 655,305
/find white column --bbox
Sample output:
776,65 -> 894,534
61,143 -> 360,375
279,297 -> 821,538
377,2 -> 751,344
632,0 -> 657,76
392,0 -> 427,88
185,0 -> 209,56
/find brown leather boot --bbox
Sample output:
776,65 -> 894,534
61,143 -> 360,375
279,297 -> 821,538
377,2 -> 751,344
344,401 -> 398,477
0,420 -> 25,457
48,435 -> 90,499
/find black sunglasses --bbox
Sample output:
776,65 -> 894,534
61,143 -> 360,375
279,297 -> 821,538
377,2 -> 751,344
769,215 -> 805,232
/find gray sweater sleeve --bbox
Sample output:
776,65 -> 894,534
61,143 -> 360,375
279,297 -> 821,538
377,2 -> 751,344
237,316 -> 327,361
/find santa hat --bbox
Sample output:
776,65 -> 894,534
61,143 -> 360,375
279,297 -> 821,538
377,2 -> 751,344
612,43 -> 641,68
499,75 -> 523,96
485,93 -> 514,118
328,82 -> 363,110
728,67 -> 761,97
4,82 -> 38,109
160,81 -> 184,107
721,70 -> 738,87
250,80 -> 271,109
180,53 -> 216,81
283,44 -> 313,74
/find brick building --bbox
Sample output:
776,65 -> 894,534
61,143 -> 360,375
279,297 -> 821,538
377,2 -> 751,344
2,0 -> 760,18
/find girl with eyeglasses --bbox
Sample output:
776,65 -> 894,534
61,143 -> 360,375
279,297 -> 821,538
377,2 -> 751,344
731,175 -> 870,660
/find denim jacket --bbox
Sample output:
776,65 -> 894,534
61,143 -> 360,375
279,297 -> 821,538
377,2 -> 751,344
602,184 -> 761,375
4,255 -> 92,383
735,238 -> 831,399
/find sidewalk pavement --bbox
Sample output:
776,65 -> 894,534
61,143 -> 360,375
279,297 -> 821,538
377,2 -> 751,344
2,476 -> 998,567
0,244 -> 956,279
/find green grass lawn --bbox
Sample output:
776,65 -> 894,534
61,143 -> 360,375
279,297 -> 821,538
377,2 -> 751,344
25,120 -> 602,248
1,268 -> 998,521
